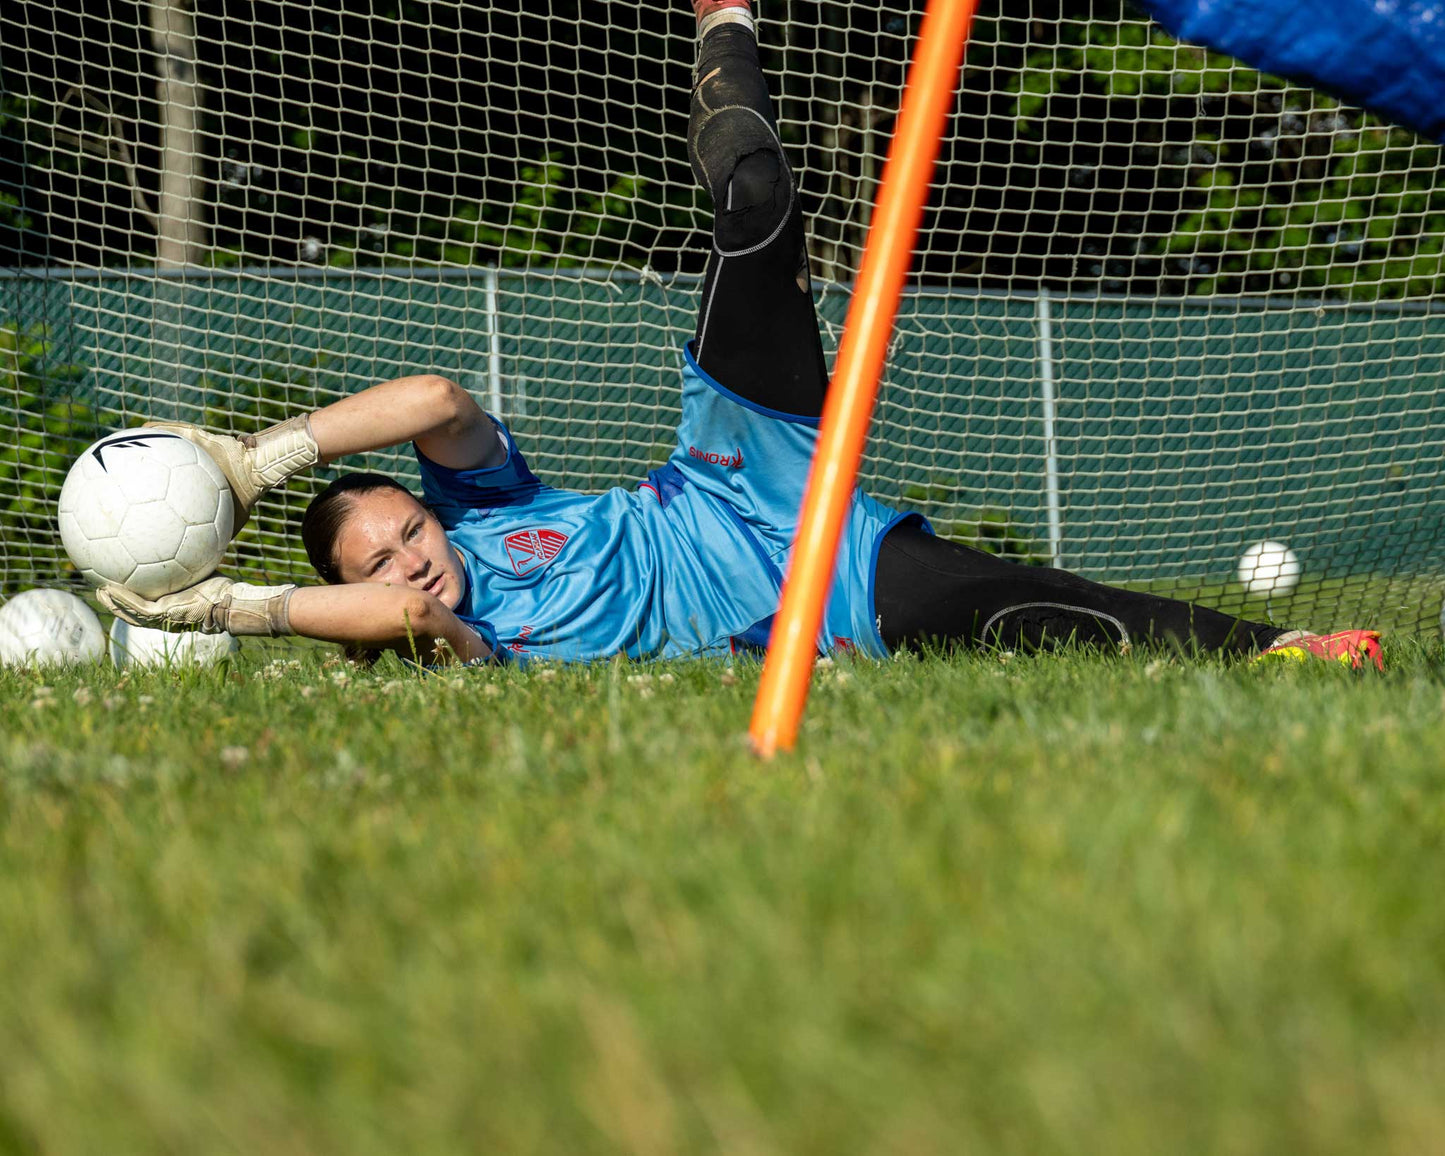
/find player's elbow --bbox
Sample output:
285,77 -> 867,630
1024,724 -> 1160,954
416,374 -> 476,436
396,589 -> 444,637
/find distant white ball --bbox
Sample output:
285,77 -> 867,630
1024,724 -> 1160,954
58,429 -> 234,599
107,618 -> 239,669
0,589 -> 106,667
1237,540 -> 1301,596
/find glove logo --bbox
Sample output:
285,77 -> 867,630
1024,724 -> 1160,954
504,528 -> 569,577
91,432 -> 184,472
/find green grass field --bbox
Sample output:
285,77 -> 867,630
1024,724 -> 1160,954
2,643 -> 1444,1154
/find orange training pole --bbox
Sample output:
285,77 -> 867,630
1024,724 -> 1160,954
750,0 -> 976,757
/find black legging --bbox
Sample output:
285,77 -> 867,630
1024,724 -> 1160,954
690,27 -> 827,415
688,27 -> 1282,657
873,522 -> 1279,655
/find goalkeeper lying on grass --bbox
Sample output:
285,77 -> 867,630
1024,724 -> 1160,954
99,0 -> 1383,672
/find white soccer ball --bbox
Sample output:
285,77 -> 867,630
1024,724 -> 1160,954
107,618 -> 239,669
1237,540 -> 1301,597
0,588 -> 106,667
58,429 -> 234,599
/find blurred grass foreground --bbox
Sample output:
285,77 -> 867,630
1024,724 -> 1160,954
1,644 -> 1443,1153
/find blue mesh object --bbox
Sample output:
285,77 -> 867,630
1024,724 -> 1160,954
1133,0 -> 1445,141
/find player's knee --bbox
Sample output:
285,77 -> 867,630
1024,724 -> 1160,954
728,148 -> 785,215
690,110 -> 793,251
716,146 -> 792,250
984,604 -> 1128,652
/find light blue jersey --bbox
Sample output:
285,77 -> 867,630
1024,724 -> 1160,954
420,341 -> 925,664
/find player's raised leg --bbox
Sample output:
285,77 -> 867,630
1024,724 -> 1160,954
688,1 -> 829,417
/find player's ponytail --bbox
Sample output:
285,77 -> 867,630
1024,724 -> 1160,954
300,472 -> 417,585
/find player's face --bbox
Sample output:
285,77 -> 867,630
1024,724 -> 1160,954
332,488 -> 465,610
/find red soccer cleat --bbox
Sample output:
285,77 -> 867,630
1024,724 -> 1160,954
1257,628 -> 1385,672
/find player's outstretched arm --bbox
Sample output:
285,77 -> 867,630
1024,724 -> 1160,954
288,584 -> 494,663
308,374 -> 503,470
98,576 -> 494,665
149,374 -> 503,531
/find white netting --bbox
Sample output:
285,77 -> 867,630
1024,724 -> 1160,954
3,1 -> 1445,634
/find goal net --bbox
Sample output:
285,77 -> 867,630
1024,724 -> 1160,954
3,0 -> 1444,637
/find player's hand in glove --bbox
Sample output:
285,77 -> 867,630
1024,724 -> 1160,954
142,415 -> 320,531
99,576 -> 297,637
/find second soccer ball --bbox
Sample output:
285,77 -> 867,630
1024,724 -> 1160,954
108,618 -> 240,669
0,589 -> 106,667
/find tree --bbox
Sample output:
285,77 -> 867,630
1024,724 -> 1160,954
4,0 -> 1444,300
1000,13 -> 1445,300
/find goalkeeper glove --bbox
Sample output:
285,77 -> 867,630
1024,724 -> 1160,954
99,576 -> 296,637
144,414 -> 320,531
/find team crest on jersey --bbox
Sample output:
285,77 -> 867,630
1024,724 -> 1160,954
504,528 -> 569,577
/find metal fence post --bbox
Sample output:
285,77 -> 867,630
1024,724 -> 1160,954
484,264 -> 503,418
1038,288 -> 1064,569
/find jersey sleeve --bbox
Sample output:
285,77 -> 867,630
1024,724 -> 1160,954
413,417 -> 544,527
